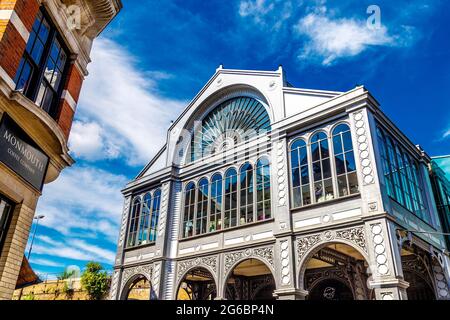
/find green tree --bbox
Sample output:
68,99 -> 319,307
57,269 -> 75,280
80,262 -> 109,300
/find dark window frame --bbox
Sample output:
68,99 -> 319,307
14,7 -> 70,120
0,195 -> 14,253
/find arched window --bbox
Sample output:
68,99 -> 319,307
376,127 -> 395,197
224,168 -> 238,229
310,132 -> 334,202
256,157 -> 271,221
138,193 -> 151,245
240,163 -> 254,225
190,97 -> 271,162
290,139 -> 311,208
183,182 -> 196,238
332,124 -> 358,197
149,189 -> 161,242
196,178 -> 209,235
128,197 -> 141,247
210,173 -> 222,232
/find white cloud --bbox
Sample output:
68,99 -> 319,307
238,0 -> 292,29
37,166 -> 128,243
31,258 -> 64,268
295,13 -> 394,65
31,235 -> 115,265
71,38 -> 185,165
443,129 -> 450,139
69,121 -> 120,161
239,0 -> 275,19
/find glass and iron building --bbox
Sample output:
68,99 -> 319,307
111,66 -> 450,300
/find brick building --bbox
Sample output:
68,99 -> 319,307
0,0 -> 121,300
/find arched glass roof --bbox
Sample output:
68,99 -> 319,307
190,97 -> 271,162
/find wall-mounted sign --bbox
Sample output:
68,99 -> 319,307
0,114 -> 49,190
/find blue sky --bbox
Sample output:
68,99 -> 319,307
26,0 -> 450,277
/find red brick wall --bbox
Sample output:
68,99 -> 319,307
57,100 -> 75,138
10,0 -> 39,32
57,63 -> 84,139
64,63 -> 84,102
0,0 -> 39,79
0,23 -> 25,79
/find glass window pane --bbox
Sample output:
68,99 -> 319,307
337,175 -> 348,197
315,182 -> 324,202
324,178 -> 334,200
15,59 -> 33,92
343,131 -> 353,152
38,18 -> 50,43
299,147 -> 308,165
41,86 -> 54,111
292,187 -> 301,208
50,40 -> 60,62
32,12 -> 42,32
301,166 -> 309,184
313,162 -> 321,181
345,151 -> 356,172
320,140 -> 329,158
291,149 -> 299,168
333,135 -> 342,154
335,154 -> 346,175
311,142 -> 320,161
44,59 -> 55,83
348,172 -> 359,194
35,82 -> 47,106
30,39 -> 44,63
25,31 -> 36,54
322,159 -> 331,178
302,185 -> 311,205
292,168 -> 300,187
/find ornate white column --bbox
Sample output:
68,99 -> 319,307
366,219 -> 409,300
430,249 -> 450,300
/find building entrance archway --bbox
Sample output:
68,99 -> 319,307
302,243 -> 372,300
122,274 -> 151,300
177,267 -> 217,300
225,258 -> 276,300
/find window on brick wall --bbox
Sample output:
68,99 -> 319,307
0,196 -> 14,253
13,9 -> 69,119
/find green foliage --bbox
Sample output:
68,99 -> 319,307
22,293 -> 35,300
62,281 -> 74,299
80,262 -> 109,300
57,270 -> 75,280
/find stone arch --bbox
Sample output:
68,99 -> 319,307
120,273 -> 152,300
119,264 -> 153,300
296,234 -> 371,300
223,253 -> 277,299
223,247 -> 276,285
296,228 -> 369,291
176,265 -> 217,300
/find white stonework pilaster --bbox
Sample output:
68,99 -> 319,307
349,108 -> 383,217
161,180 -> 183,300
270,132 -> 292,234
366,219 -> 409,300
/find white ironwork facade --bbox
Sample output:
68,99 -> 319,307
111,67 -> 450,300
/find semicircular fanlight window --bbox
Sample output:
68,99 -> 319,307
190,97 -> 271,162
